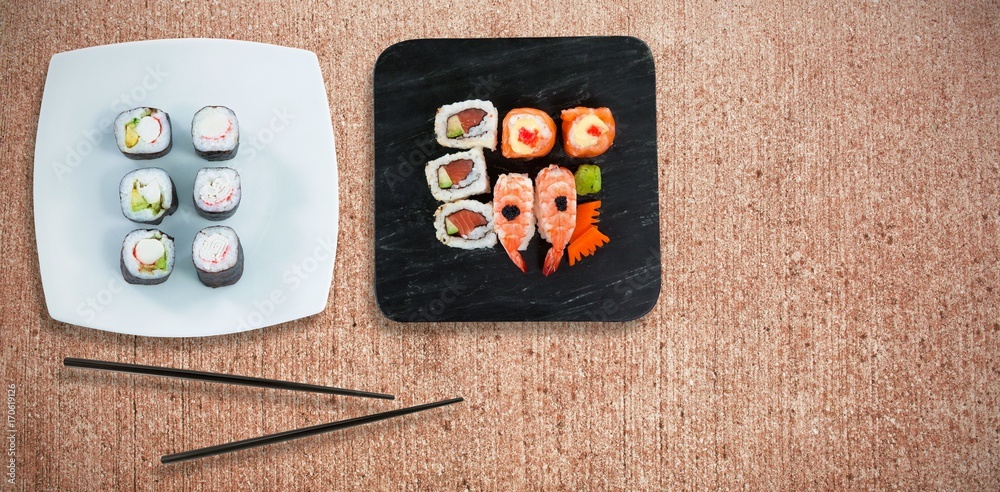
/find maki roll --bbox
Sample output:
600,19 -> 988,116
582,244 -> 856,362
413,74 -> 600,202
424,148 -> 490,202
192,226 -> 244,287
560,107 -> 616,158
193,167 -> 241,220
114,107 -> 172,159
434,100 -> 498,150
120,229 -> 175,285
119,168 -> 177,225
192,106 -> 240,160
500,108 -> 557,159
433,200 -> 497,250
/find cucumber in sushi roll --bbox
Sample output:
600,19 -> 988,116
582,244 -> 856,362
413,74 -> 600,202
119,168 -> 177,225
114,107 -> 172,159
120,229 -> 175,285
192,226 -> 244,287
192,106 -> 240,160
193,167 -> 241,220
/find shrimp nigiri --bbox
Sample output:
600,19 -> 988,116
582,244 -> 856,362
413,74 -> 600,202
534,165 -> 577,276
493,174 -> 536,272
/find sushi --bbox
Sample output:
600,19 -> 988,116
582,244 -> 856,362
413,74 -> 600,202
120,229 -> 175,285
193,167 -> 241,220
192,226 -> 244,287
434,200 -> 497,250
192,106 -> 240,160
493,174 -> 536,272
434,100 -> 498,150
500,108 -> 557,159
114,107 -> 172,159
119,168 -> 178,225
560,107 -> 616,158
424,148 -> 490,202
534,165 -> 577,276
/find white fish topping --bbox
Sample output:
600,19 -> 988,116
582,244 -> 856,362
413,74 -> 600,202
198,234 -> 229,263
135,116 -> 161,143
134,238 -> 165,265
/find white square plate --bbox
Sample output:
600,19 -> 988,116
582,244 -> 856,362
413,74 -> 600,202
33,39 -> 338,337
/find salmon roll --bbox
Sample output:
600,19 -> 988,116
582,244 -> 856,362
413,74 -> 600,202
434,200 -> 497,250
119,168 -> 178,225
193,167 -> 241,220
114,107 -> 172,159
120,229 -> 175,285
501,108 -> 557,159
435,100 -> 498,150
192,226 -> 244,287
192,106 -> 239,160
560,107 -> 616,158
425,148 -> 490,202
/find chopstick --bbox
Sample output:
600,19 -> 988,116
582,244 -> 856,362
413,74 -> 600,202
161,397 -> 464,464
63,357 -> 394,400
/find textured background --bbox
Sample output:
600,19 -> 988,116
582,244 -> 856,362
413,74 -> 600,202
1,0 -> 998,490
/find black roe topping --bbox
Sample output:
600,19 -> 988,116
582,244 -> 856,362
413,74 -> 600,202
554,196 -> 568,212
501,204 -> 521,221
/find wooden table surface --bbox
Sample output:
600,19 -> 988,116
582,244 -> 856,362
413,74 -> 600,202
2,1 -> 998,490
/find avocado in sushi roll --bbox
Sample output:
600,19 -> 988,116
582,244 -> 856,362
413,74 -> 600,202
120,229 -> 175,285
114,107 -> 172,159
119,168 -> 177,225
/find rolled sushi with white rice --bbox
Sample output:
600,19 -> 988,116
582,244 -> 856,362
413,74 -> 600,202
114,107 -> 172,159
192,226 -> 244,287
191,106 -> 239,160
193,167 -> 241,220
119,168 -> 177,225
120,229 -> 175,285
425,148 -> 490,202
434,200 -> 497,250
434,100 -> 498,150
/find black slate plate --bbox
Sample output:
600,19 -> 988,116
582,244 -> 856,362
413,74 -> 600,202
373,37 -> 660,322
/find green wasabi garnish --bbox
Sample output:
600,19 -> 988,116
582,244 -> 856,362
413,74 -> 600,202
575,164 -> 602,195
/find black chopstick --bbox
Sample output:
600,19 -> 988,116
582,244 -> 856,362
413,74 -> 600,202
161,397 -> 464,464
63,357 -> 394,400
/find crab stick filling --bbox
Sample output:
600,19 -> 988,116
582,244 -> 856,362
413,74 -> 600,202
133,238 -> 166,271
197,234 -> 230,264
198,177 -> 235,206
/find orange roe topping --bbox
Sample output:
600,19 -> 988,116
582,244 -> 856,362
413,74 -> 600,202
586,125 -> 602,137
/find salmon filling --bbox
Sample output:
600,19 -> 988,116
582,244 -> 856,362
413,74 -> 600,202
445,209 -> 489,239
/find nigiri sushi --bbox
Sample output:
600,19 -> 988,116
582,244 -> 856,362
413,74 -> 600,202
534,165 -> 577,276
493,173 -> 536,272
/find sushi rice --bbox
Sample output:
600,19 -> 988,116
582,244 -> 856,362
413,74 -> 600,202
120,229 -> 175,285
114,107 -> 172,159
424,148 -> 490,202
434,200 -> 497,250
119,167 -> 177,225
434,100 -> 498,150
